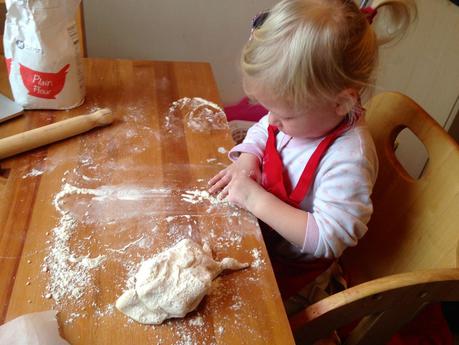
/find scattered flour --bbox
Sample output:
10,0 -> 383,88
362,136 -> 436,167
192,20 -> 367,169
54,182 -> 173,222
181,189 -> 230,208
55,183 -> 170,207
21,168 -> 44,179
43,209 -> 105,302
44,182 -> 168,304
107,234 -> 151,254
188,315 -> 205,327
250,248 -> 265,268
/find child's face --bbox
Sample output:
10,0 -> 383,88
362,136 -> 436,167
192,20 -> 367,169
243,78 -> 345,139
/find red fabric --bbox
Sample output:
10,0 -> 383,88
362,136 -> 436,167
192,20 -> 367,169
338,303 -> 454,344
260,223 -> 333,299
289,121 -> 349,205
388,303 -> 454,345
260,120 -> 350,298
261,125 -> 294,206
261,121 -> 349,208
224,97 -> 267,122
271,254 -> 332,299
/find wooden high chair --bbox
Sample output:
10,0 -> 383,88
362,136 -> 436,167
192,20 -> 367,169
290,92 -> 459,345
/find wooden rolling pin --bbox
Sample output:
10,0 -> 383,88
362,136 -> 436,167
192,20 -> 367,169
0,108 -> 113,160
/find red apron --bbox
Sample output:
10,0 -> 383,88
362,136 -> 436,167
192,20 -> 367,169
260,120 -> 350,299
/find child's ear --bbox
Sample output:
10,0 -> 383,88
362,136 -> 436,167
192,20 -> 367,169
335,89 -> 358,116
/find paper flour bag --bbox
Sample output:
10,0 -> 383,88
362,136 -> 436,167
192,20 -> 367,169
3,0 -> 85,109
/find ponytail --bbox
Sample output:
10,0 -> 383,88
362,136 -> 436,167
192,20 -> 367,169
370,0 -> 417,45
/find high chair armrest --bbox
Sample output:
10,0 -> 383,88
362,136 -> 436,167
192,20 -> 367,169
289,268 -> 459,345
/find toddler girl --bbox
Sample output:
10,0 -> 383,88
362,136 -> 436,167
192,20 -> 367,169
209,0 -> 415,299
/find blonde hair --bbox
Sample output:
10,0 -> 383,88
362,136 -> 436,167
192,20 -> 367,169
241,0 -> 416,108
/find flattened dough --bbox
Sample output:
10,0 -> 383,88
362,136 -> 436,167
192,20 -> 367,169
115,239 -> 248,324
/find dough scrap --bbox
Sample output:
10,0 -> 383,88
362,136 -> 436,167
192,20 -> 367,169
115,239 -> 248,324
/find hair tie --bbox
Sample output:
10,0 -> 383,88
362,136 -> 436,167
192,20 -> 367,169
361,6 -> 378,24
248,10 -> 269,41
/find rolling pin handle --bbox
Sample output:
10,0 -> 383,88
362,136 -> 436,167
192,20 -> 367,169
92,108 -> 114,126
0,108 -> 115,160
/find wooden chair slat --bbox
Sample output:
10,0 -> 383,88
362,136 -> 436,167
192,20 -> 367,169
290,269 -> 459,344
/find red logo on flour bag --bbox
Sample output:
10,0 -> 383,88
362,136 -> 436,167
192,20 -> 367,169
19,63 -> 70,99
5,58 -> 12,76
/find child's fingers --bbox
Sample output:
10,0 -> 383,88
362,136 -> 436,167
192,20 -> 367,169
208,169 -> 226,186
208,174 -> 230,194
208,183 -> 220,195
218,185 -> 229,200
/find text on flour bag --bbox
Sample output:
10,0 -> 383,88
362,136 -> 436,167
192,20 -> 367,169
3,0 -> 85,109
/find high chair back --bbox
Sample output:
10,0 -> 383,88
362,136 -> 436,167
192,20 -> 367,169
290,92 -> 459,345
342,91 -> 459,284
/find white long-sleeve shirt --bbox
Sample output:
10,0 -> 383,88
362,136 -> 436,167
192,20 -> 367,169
229,114 -> 378,259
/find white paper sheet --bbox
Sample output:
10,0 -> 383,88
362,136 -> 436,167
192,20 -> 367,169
0,311 -> 70,345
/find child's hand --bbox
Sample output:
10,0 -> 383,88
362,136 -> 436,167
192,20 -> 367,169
221,174 -> 265,210
208,153 -> 261,195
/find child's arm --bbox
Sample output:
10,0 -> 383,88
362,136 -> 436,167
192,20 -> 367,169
227,115 -> 269,162
223,174 -> 308,248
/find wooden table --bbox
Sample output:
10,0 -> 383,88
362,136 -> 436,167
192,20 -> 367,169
0,58 -> 295,344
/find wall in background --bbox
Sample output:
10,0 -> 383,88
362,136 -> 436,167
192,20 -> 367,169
373,0 -> 459,177
84,0 -> 277,105
376,0 -> 459,127
84,0 -> 459,113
